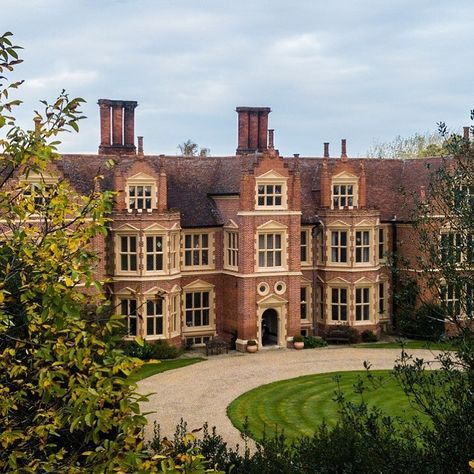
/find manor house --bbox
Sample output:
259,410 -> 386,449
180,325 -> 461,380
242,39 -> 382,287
28,100 -> 445,351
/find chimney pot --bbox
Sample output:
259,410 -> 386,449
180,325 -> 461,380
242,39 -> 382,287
33,116 -> 41,137
341,138 -> 347,160
463,126 -> 470,140
324,142 -> 330,158
268,129 -> 274,149
137,136 -> 144,155
293,153 -> 300,158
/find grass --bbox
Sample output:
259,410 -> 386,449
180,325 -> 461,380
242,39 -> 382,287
354,340 -> 458,350
127,357 -> 204,384
227,370 -> 426,441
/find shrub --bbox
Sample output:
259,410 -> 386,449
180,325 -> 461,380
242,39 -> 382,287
247,339 -> 257,346
121,340 -> 178,360
336,325 -> 359,343
397,302 -> 445,341
361,330 -> 378,342
152,340 -> 179,359
303,336 -> 328,348
293,335 -> 304,343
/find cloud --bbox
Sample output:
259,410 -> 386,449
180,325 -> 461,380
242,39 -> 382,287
2,0 -> 474,156
27,70 -> 99,89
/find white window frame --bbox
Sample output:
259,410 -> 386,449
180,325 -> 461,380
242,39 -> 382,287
125,173 -> 157,212
300,283 -> 312,322
169,232 -> 180,272
257,232 -> 284,269
255,171 -> 288,210
355,230 -> 371,264
330,287 -> 348,322
332,183 -> 355,209
118,235 -> 139,274
330,230 -> 348,264
183,232 -> 212,269
442,284 -> 461,320
378,282 -> 387,318
19,173 -> 58,212
145,234 -> 165,273
355,287 -> 371,322
145,297 -> 165,338
120,298 -> 138,337
300,228 -> 312,266
184,290 -> 211,328
224,230 -> 239,270
169,292 -> 180,336
378,227 -> 386,262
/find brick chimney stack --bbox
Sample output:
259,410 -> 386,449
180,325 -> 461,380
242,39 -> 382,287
341,138 -> 347,161
324,142 -> 330,158
98,99 -> 138,155
463,126 -> 470,140
236,106 -> 271,154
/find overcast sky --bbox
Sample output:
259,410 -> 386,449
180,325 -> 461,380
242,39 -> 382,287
3,0 -> 474,157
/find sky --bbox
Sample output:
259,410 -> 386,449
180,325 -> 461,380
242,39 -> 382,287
3,0 -> 474,157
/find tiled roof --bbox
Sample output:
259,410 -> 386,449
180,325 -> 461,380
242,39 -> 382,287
57,153 -> 443,227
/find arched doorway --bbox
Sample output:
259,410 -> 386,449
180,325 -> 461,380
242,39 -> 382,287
261,308 -> 278,346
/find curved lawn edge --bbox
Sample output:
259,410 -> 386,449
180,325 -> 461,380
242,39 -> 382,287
227,369 -> 422,441
128,357 -> 205,384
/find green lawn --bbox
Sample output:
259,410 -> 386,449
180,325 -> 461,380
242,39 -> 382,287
354,340 -> 458,350
127,357 -> 204,384
227,370 -> 425,441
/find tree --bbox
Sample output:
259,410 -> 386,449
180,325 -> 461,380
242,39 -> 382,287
178,139 -> 210,157
367,131 -> 448,159
0,32 -> 215,473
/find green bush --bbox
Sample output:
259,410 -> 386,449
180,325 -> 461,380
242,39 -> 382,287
302,336 -> 327,348
293,335 -> 304,343
335,325 -> 359,343
121,340 -> 178,360
361,330 -> 378,342
397,302 -> 445,340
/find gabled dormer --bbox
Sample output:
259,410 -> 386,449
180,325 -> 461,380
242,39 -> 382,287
113,159 -> 167,213
320,140 -> 367,210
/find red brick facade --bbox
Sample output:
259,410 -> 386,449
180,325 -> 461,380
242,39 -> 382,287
23,99 -> 450,351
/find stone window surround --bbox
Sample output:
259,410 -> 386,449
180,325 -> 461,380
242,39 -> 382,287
300,227 -> 312,266
355,286 -> 370,321
330,286 -> 348,322
145,297 -> 165,338
115,288 -> 180,340
114,229 -> 170,276
329,229 -> 348,265
331,173 -> 359,210
300,280 -> 312,323
255,221 -> 288,272
182,280 -> 216,335
224,225 -> 239,270
355,229 -> 371,264
182,231 -> 214,270
125,173 -> 157,213
255,170 -> 288,210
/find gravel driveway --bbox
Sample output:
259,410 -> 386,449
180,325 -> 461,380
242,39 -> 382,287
139,346 -> 441,448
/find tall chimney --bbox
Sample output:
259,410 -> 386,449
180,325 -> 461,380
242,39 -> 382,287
268,129 -> 275,149
236,106 -> 271,154
324,142 -> 330,158
463,126 -> 470,140
341,138 -> 347,161
98,99 -> 138,155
